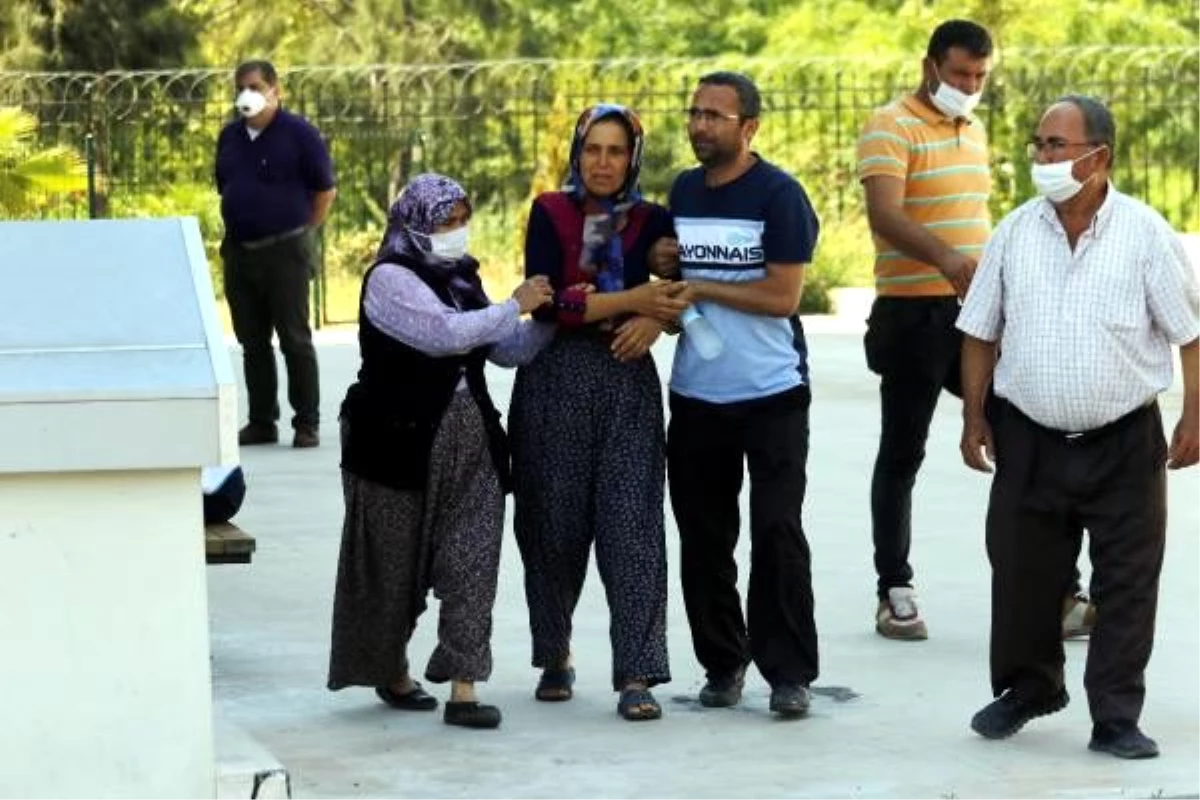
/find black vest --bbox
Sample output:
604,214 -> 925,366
338,260 -> 511,492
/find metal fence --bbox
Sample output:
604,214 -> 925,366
2,47 -> 1196,323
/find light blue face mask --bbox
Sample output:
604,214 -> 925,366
427,225 -> 469,262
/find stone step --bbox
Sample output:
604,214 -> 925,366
214,713 -> 290,799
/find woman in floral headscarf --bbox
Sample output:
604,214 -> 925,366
509,104 -> 688,721
327,173 -> 554,730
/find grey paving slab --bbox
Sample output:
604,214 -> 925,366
207,324 -> 1199,799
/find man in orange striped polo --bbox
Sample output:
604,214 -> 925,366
857,19 -> 993,641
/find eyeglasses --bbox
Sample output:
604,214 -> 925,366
1026,138 -> 1099,159
686,107 -> 741,125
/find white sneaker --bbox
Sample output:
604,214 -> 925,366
876,587 -> 929,640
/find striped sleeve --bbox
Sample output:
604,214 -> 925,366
857,110 -> 911,181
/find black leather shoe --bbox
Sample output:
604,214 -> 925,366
444,701 -> 502,729
699,665 -> 746,708
769,684 -> 811,718
970,687 -> 1069,739
293,427 -> 320,448
1089,721 -> 1159,759
238,422 -> 278,445
375,683 -> 438,711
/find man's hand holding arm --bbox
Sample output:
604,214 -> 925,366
581,280 -> 689,324
863,175 -> 975,298
648,237 -> 681,278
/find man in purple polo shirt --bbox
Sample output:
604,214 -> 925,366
216,59 -> 336,449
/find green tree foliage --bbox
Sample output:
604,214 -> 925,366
3,0 -> 1195,317
0,105 -> 86,215
0,1 -> 44,69
760,0 -> 1197,56
170,0 -> 1198,67
181,0 -> 843,66
30,0 -> 200,70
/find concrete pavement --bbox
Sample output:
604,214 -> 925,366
207,321 -> 1199,799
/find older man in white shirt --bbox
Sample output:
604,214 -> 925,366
957,95 -> 1199,759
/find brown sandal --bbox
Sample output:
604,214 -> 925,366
617,687 -> 662,721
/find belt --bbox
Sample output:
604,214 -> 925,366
238,225 -> 308,251
1010,399 -> 1156,446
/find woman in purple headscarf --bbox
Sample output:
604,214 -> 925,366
510,104 -> 689,721
327,173 -> 553,730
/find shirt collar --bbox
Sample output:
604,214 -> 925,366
1036,181 -> 1120,237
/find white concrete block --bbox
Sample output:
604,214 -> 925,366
213,713 -> 291,800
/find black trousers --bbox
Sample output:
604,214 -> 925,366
986,399 -> 1167,724
222,230 -> 320,430
667,385 -> 818,688
864,296 -> 962,598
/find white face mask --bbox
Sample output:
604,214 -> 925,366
428,225 -> 469,262
928,67 -> 982,119
1031,147 -> 1104,203
235,89 -> 268,118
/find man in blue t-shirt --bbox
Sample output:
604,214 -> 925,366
215,59 -> 336,449
651,71 -> 821,718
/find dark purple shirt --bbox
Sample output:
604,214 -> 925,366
524,195 -> 673,325
214,108 -> 335,242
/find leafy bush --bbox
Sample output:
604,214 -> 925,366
801,213 -> 875,313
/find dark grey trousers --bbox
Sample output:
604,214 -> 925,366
222,230 -> 320,430
986,399 -> 1167,724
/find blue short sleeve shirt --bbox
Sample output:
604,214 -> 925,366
668,157 -> 820,403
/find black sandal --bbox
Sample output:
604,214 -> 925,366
617,687 -> 662,721
375,682 -> 438,711
444,701 -> 502,729
535,667 -> 576,702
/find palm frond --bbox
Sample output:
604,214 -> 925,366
10,147 -> 87,193
0,107 -> 38,157
0,107 -> 88,215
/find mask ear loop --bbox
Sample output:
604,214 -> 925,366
928,62 -> 942,98
1074,145 -> 1108,187
404,226 -> 434,253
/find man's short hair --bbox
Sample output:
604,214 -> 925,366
234,60 -> 278,87
1057,94 -> 1117,167
698,71 -> 761,119
927,20 -> 993,64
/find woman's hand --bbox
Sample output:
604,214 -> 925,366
513,275 -> 554,314
611,315 -> 664,362
628,280 -> 689,322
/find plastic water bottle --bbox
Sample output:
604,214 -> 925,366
680,305 -> 724,360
